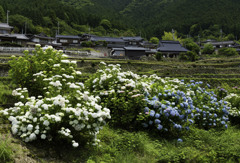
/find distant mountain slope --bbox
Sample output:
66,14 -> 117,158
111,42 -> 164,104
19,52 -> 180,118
62,0 -> 240,38
1,0 -> 240,38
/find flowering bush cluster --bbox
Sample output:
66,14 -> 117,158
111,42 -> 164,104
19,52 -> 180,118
0,46 -> 233,147
86,63 -> 230,133
1,46 -> 110,147
8,44 -> 81,97
140,79 -> 230,134
85,62 -> 150,128
224,93 -> 240,117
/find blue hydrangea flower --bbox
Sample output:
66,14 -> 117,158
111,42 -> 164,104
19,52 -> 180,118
187,109 -> 191,114
177,138 -> 183,142
155,113 -> 160,118
170,111 -> 176,116
152,96 -> 158,100
221,121 -> 226,125
179,115 -> 185,119
189,119 -> 194,124
150,110 -> 155,117
180,103 -> 184,108
149,120 -> 153,125
161,104 -> 166,109
157,124 -> 163,130
144,107 -> 149,113
165,113 -> 169,117
155,119 -> 161,124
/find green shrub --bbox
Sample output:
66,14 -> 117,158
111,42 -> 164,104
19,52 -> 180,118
155,52 -> 163,61
8,45 -> 78,97
179,51 -> 199,61
218,47 -> 238,56
202,43 -> 215,54
0,41 -> 22,47
81,41 -> 93,47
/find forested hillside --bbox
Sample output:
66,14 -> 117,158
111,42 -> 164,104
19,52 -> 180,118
0,0 -> 240,40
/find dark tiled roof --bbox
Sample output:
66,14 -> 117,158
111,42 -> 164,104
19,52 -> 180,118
124,47 -> 146,51
121,36 -> 143,42
157,40 -> 188,52
33,33 -> 54,40
90,36 -> 125,43
0,23 -> 13,29
11,34 -> 29,40
107,44 -> 125,48
209,41 -> 236,46
56,35 -> 81,39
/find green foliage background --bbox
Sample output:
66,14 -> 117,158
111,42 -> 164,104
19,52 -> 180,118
1,0 -> 240,40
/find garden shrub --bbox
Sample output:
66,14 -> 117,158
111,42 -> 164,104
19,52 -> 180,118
224,93 -> 240,124
85,62 -> 148,129
1,46 -> 111,147
8,44 -> 72,97
139,78 -> 230,135
155,52 -> 163,61
218,47 -> 238,56
81,41 -> 93,47
202,43 -> 215,54
0,41 -> 22,47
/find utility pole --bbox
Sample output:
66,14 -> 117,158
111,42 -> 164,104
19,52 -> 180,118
198,34 -> 200,46
7,10 -> 10,24
172,29 -> 175,41
25,22 -> 27,34
220,29 -> 223,47
57,21 -> 59,35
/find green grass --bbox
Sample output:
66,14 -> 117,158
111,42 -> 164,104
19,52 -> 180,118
14,125 -> 239,163
0,133 -> 14,163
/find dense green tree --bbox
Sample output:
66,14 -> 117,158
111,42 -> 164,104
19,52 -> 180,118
9,14 -> 35,34
183,38 -> 200,54
150,37 -> 159,44
100,19 -> 112,30
202,43 -> 215,54
162,31 -> 181,42
218,48 -> 238,56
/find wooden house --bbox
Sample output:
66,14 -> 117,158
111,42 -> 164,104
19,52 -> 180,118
121,36 -> 144,47
157,40 -> 188,57
111,47 -> 146,59
90,36 -> 126,48
56,35 -> 81,46
29,33 -> 55,46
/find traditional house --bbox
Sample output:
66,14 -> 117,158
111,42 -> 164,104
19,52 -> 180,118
10,34 -> 29,46
157,40 -> 188,57
56,35 -> 81,46
0,23 -> 29,46
0,23 -> 13,34
29,33 -> 55,46
207,41 -> 239,49
90,36 -> 126,48
121,36 -> 144,47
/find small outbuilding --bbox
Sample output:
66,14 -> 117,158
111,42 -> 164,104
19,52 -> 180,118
111,47 -> 146,59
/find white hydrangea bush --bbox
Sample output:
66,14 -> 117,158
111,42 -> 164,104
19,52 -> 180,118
86,62 -> 153,128
1,47 -> 111,147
